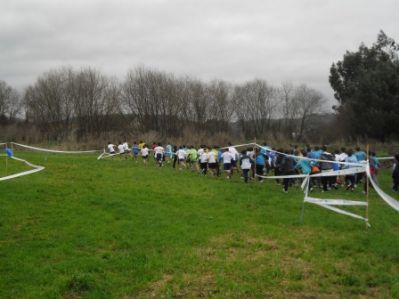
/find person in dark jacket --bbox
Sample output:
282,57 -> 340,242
172,145 -> 178,168
393,154 -> 399,192
274,148 -> 284,184
280,150 -> 296,193
320,146 -> 335,191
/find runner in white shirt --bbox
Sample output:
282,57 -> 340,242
176,146 -> 187,169
141,145 -> 149,164
117,142 -> 125,154
197,146 -> 205,173
208,148 -> 218,176
154,143 -> 165,167
240,150 -> 253,183
221,148 -> 234,178
199,147 -> 209,175
228,143 -> 239,175
197,147 -> 204,157
338,148 -> 348,164
107,142 -> 116,154
123,141 -> 130,157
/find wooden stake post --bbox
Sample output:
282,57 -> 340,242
253,137 -> 257,179
366,144 -> 370,227
5,144 -> 8,176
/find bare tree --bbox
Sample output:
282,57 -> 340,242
186,79 -> 208,132
207,80 -> 232,132
73,68 -> 121,140
0,80 -> 21,123
292,84 -> 326,141
278,81 -> 296,135
232,79 -> 278,137
24,67 -> 122,141
123,66 -> 194,137
24,68 -> 75,140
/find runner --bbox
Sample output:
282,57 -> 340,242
228,143 -> 239,176
141,144 -> 149,164
221,148 -> 234,179
107,142 -> 116,154
176,146 -> 187,170
154,143 -> 165,167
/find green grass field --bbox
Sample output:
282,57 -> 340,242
1,152 -> 399,298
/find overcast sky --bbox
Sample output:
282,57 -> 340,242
1,0 -> 398,105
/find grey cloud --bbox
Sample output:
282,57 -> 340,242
1,0 -> 399,105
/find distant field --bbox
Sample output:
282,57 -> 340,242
1,152 -> 399,298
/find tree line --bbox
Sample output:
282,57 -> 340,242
0,66 -> 326,143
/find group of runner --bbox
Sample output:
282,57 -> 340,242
105,141 -> 399,194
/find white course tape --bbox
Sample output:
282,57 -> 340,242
256,166 -> 366,181
256,173 -> 308,179
11,142 -> 101,154
377,156 -> 394,161
97,152 -> 106,160
0,156 -> 45,181
309,167 -> 366,177
301,169 -> 369,223
311,202 -> 369,222
305,197 -> 368,206
97,152 -> 120,160
221,143 -> 255,150
367,165 -> 399,212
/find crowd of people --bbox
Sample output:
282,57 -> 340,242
105,141 -> 399,194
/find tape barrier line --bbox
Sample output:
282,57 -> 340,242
97,152 -> 120,160
11,155 -> 44,168
11,142 -> 101,154
309,167 -> 366,177
367,165 -> 399,212
378,156 -> 394,161
305,197 -> 368,206
220,143 -> 256,150
97,152 -> 107,160
0,156 -> 45,181
98,148 -> 178,160
300,171 -> 368,223
311,201 -> 369,222
256,166 -> 366,181
256,173 -> 308,179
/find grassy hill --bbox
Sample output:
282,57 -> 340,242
1,153 -> 399,298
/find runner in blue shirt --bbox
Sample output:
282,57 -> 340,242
255,149 -> 267,182
131,142 -> 140,161
345,149 -> 358,191
354,147 -> 366,161
165,144 -> 173,162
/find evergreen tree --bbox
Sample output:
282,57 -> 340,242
329,31 -> 399,141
